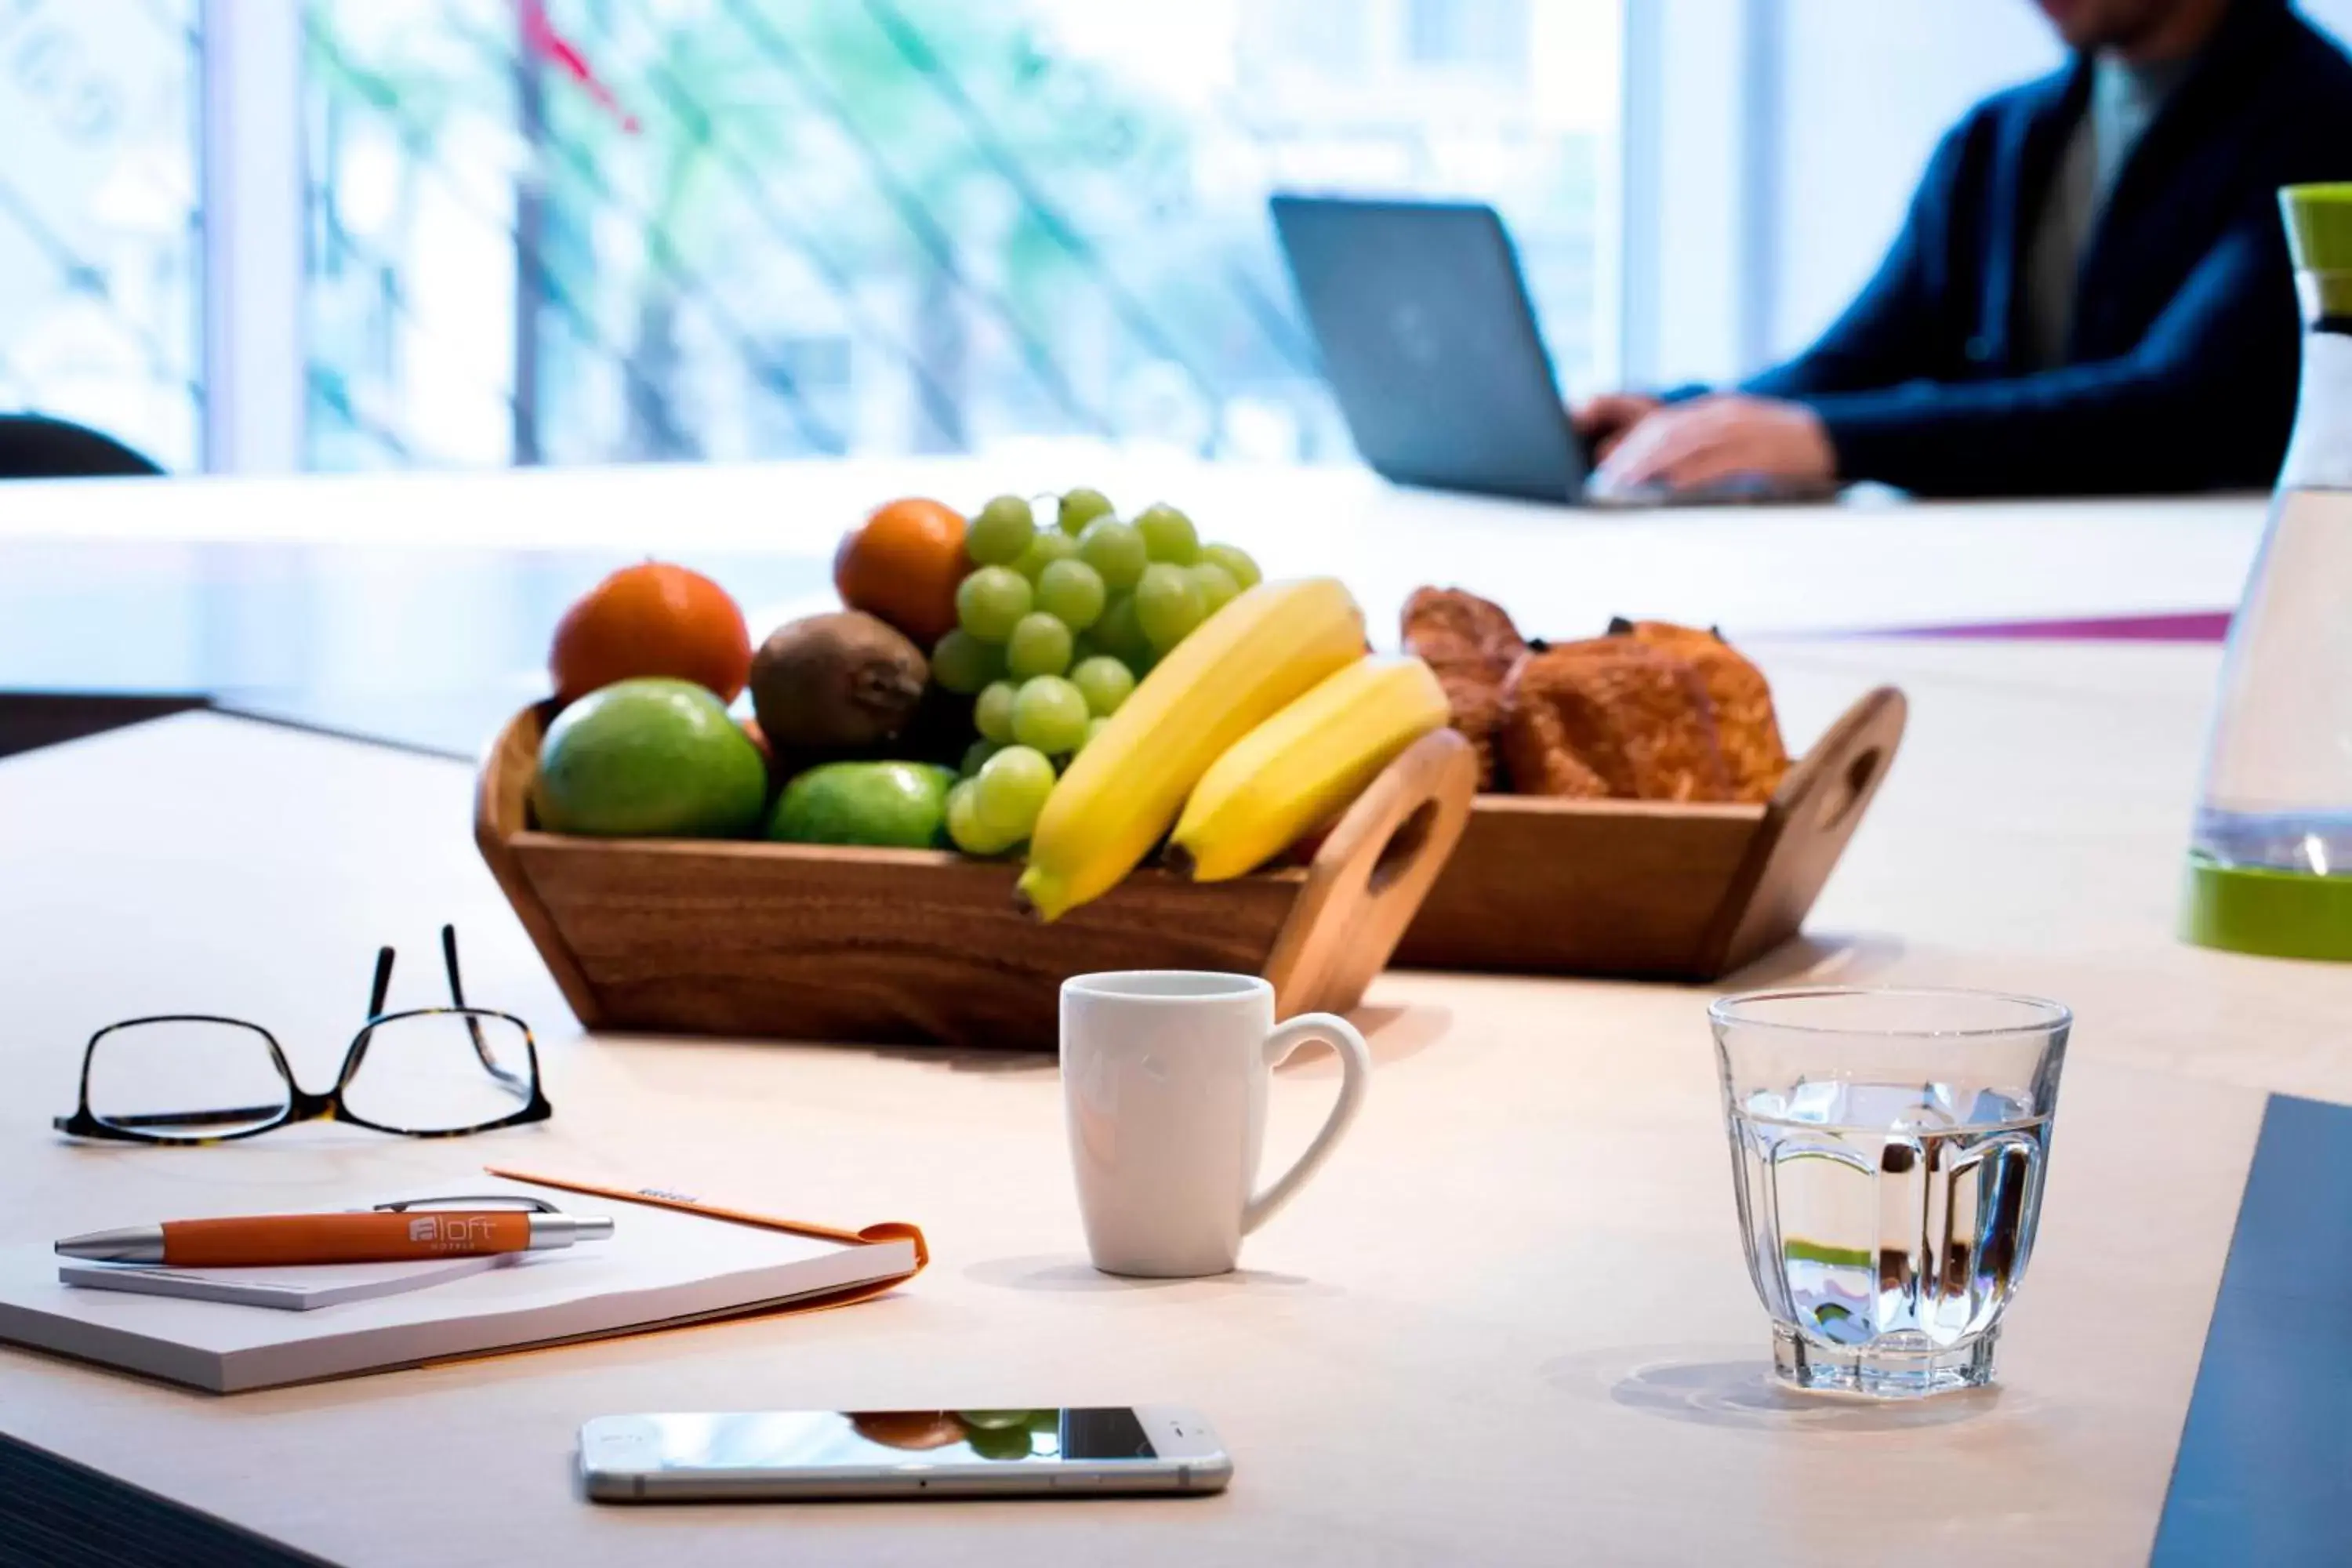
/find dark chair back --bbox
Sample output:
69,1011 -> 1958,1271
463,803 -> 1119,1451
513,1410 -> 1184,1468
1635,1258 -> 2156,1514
0,414 -> 164,478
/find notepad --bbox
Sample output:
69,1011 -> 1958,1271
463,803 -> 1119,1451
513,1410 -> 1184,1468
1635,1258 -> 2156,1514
59,1254 -> 510,1311
0,1178 -> 922,1393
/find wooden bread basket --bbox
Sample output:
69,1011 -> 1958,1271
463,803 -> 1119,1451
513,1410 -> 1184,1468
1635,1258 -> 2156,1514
477,707 -> 1479,1050
1395,686 -> 1907,980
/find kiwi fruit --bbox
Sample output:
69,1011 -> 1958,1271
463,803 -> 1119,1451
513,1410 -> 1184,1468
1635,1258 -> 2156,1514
750,611 -> 928,753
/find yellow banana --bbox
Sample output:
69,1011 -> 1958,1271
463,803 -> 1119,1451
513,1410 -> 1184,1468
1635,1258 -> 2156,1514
1168,655 -> 1449,882
1016,578 -> 1367,920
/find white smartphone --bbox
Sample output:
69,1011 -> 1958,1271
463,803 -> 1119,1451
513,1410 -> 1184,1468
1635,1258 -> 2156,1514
579,1406 -> 1232,1502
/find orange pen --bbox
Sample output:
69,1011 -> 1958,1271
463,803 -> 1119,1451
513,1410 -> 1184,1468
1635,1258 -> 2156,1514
56,1202 -> 612,1268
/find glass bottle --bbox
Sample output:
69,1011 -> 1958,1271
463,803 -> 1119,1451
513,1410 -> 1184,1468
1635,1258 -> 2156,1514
2184,185 -> 2352,959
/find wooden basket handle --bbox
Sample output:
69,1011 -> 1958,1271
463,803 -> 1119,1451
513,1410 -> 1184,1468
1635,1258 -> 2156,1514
474,702 -> 606,1027
1263,727 -> 1479,1018
1693,685 -> 1908,978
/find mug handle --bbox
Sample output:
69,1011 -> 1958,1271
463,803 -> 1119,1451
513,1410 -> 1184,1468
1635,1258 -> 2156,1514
1241,1013 -> 1372,1236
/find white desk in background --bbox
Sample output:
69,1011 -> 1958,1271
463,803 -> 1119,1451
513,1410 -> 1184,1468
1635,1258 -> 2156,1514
0,458 -> 2263,632
0,461 -> 2264,756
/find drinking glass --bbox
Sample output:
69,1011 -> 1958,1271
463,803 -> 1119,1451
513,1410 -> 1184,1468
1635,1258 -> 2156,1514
1710,988 -> 2070,1398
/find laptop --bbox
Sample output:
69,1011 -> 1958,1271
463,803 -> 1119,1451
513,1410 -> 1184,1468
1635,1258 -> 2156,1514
1269,194 -> 1815,506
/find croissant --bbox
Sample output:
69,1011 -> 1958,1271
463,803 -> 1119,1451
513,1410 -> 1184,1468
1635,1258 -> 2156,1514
1404,588 -> 1529,791
1502,638 -> 1733,803
1611,619 -> 1788,802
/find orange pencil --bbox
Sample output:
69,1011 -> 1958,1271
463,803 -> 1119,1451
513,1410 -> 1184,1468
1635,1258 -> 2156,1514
55,1209 -> 613,1267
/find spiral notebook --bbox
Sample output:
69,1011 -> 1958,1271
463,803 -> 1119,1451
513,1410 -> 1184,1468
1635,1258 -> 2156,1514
0,1173 -> 926,1393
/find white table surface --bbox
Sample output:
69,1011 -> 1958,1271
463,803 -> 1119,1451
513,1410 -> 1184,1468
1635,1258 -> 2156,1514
2,633 -> 2345,1566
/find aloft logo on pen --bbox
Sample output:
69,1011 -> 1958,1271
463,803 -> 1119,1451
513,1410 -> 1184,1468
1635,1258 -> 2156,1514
406,1216 -> 496,1247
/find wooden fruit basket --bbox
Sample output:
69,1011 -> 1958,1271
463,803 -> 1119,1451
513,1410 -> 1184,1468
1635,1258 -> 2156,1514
1394,687 -> 1907,981
476,708 -> 1478,1050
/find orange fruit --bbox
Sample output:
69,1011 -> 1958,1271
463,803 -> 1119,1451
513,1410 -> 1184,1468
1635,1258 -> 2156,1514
835,497 -> 967,647
549,561 -> 753,705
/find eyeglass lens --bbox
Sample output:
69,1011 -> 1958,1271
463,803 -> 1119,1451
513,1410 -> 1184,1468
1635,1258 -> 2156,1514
86,1019 -> 292,1139
341,1012 -> 534,1133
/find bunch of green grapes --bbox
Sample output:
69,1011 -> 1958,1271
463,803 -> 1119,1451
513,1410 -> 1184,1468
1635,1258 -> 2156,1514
931,490 -> 1261,855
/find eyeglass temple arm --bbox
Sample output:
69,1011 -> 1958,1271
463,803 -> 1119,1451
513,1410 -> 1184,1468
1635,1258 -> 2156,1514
442,924 -> 470,1008
441,925 -> 502,1076
368,946 -> 395,1018
356,927 -> 523,1094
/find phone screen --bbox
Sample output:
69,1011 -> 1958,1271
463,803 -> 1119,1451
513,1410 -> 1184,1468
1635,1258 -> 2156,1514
639,1409 -> 1158,1470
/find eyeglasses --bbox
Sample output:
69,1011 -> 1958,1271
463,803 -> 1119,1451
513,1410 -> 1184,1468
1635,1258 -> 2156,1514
54,926 -> 551,1145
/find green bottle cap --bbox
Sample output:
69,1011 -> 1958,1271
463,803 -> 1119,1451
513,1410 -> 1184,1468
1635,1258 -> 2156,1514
2182,853 -> 2352,962
2280,183 -> 2352,275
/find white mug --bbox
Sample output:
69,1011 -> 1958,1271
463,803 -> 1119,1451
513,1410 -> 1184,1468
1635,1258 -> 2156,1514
1061,971 -> 1371,1278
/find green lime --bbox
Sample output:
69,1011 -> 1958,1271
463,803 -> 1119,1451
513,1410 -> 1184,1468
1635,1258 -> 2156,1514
534,678 -> 767,838
766,760 -> 957,848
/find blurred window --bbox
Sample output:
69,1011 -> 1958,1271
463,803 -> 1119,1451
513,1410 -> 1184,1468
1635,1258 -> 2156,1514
0,1 -> 1622,474
0,0 -> 202,470
1407,0 -> 1530,76
303,0 -> 1619,470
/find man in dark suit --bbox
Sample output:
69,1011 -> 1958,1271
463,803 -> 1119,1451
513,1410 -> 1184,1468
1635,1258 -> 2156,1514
1582,0 -> 2352,497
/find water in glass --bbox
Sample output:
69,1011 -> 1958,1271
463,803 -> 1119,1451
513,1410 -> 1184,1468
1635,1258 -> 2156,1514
1728,1080 -> 2050,1397
1711,988 -> 2069,1398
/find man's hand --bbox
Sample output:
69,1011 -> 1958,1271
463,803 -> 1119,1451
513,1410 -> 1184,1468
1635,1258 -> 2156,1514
1593,394 -> 1837,492
1570,393 -> 1664,463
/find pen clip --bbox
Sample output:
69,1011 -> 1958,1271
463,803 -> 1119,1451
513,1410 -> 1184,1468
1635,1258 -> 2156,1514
373,1194 -> 561,1215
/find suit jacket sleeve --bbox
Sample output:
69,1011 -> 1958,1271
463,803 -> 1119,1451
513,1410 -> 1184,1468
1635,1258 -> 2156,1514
1791,203 -> 2295,495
